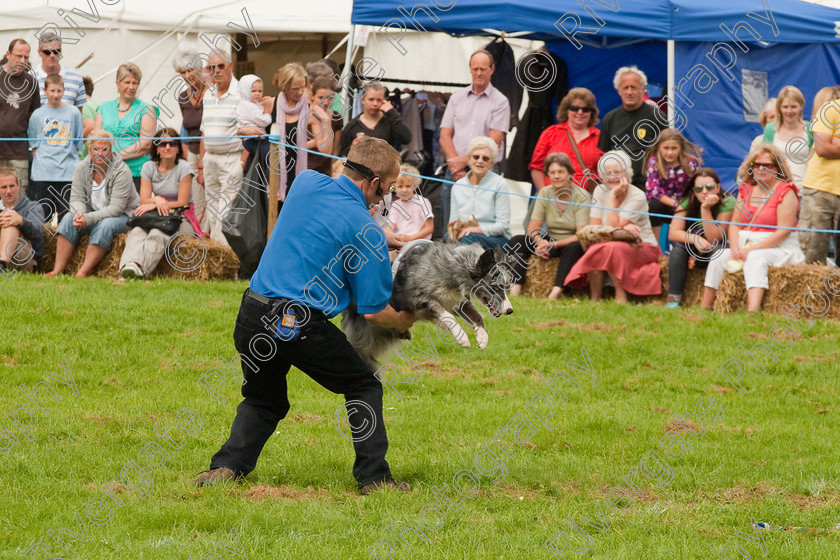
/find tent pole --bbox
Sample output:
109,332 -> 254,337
667,40 -> 675,127
342,25 -> 356,122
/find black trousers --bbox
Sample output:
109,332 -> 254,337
28,180 -> 71,221
667,242 -> 709,297
648,198 -> 675,228
505,234 -> 585,288
209,292 -> 391,487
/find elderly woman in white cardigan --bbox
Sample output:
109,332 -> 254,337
46,129 -> 140,278
448,136 -> 512,249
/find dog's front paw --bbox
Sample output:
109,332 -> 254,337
475,327 -> 488,350
454,328 -> 471,348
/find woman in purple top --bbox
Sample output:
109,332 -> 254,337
643,128 -> 702,241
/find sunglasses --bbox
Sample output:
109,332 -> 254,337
693,183 -> 717,192
205,63 -> 226,72
41,49 -> 61,56
752,162 -> 778,170
343,160 -> 396,197
156,140 -> 178,148
471,154 -> 491,162
568,104 -> 593,113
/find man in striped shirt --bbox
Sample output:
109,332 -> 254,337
33,31 -> 89,126
199,49 -> 242,245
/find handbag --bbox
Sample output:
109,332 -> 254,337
577,224 -> 640,252
127,205 -> 187,235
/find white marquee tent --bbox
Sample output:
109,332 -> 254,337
1,0 -> 355,130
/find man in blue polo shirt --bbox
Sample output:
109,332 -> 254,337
197,137 -> 415,495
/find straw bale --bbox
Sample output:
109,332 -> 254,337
36,225 -> 239,280
522,256 -> 558,298
715,263 -> 840,320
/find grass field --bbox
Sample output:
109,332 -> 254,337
3,275 -> 840,559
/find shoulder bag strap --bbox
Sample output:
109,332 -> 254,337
743,184 -> 773,231
563,127 -> 590,174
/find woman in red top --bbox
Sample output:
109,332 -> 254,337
702,144 -> 805,312
529,87 -> 603,192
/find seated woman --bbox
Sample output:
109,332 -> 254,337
703,145 -> 805,312
564,150 -> 661,302
47,130 -> 140,278
119,128 -> 194,279
508,153 -> 589,299
449,136 -> 511,249
666,168 -> 734,308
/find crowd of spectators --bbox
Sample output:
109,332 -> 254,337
1,33 -> 839,314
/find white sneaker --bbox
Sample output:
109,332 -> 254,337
121,262 -> 145,279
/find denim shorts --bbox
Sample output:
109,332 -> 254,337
56,213 -> 129,250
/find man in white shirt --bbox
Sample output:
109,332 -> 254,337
199,49 -> 242,245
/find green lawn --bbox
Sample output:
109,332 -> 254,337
3,275 -> 840,559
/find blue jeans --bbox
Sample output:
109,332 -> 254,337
460,233 -> 510,250
56,213 -> 129,250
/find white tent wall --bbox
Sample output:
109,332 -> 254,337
1,1 -> 353,131
364,31 -> 545,236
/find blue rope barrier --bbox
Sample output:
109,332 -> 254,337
8,134 -> 840,235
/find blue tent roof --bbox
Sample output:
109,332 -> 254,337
352,0 -> 840,43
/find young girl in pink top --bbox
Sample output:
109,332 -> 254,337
390,164 -> 434,242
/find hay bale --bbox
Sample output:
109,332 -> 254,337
522,256 -> 558,298
36,225 -> 239,280
716,263 -> 840,320
154,236 -> 239,281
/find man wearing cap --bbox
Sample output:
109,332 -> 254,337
196,136 -> 416,495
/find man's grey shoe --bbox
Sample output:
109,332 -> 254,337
194,467 -> 237,486
359,478 -> 411,496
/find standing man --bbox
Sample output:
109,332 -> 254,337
33,31 -> 90,127
199,48 -> 242,244
0,166 -> 45,272
597,66 -> 666,189
196,137 -> 415,495
0,39 -> 40,194
800,95 -> 840,264
439,50 -> 510,228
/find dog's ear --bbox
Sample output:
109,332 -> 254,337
471,249 -> 496,279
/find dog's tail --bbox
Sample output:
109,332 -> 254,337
341,304 -> 403,372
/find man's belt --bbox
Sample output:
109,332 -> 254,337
244,288 -> 274,305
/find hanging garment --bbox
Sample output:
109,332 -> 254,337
484,38 -> 522,131
400,95 -> 424,162
505,50 -> 569,183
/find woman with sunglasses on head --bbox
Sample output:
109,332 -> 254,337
449,136 -> 511,249
665,168 -> 734,308
95,62 -> 158,191
119,129 -> 195,280
529,88 -> 603,192
47,130 -> 139,278
702,145 -> 805,312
